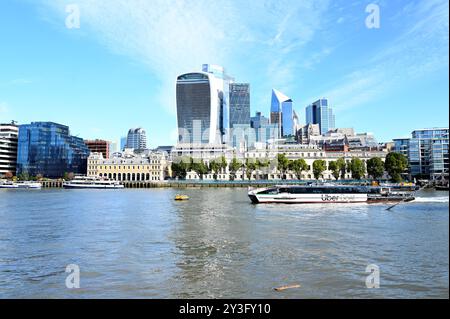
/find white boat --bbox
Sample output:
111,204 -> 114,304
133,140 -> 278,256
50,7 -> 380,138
0,181 -> 19,189
248,185 -> 369,204
248,184 -> 415,204
15,181 -> 42,189
63,176 -> 124,189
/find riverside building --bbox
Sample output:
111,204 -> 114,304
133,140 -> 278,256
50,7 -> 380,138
84,139 -> 110,159
87,150 -> 168,182
0,122 -> 18,177
16,122 -> 90,178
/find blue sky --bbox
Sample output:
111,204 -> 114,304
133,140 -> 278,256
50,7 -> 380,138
0,0 -> 448,147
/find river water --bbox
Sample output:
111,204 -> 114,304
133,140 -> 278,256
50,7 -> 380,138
0,188 -> 448,299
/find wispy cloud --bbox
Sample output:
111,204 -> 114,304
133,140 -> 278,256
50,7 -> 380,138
38,0 -> 331,114
311,0 -> 449,111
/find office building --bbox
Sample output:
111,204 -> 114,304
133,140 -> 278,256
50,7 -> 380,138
0,122 -> 19,177
306,98 -> 336,135
270,89 -> 294,138
126,128 -> 147,150
229,83 -> 250,128
296,123 -> 321,144
250,112 -> 269,129
176,65 -> 234,145
84,139 -> 110,159
16,122 -> 90,178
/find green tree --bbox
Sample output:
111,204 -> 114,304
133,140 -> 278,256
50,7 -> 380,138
229,158 -> 243,181
18,172 -> 30,181
349,158 -> 366,180
328,161 -> 340,180
191,160 -> 209,180
336,158 -> 347,179
385,152 -> 408,182
289,159 -> 308,180
313,160 -> 327,180
276,154 -> 290,180
171,157 -> 191,180
209,159 -> 221,181
220,156 -> 228,172
367,157 -> 385,180
245,159 -> 257,180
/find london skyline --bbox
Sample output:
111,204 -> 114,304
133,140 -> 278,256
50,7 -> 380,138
0,0 -> 448,147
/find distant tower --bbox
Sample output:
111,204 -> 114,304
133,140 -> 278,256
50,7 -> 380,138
126,128 -> 147,150
270,89 -> 294,138
306,98 -> 335,135
229,83 -> 251,128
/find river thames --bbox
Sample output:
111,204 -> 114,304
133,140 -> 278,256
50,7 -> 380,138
0,188 -> 448,299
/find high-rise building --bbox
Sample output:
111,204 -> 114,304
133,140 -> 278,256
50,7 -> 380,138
120,137 -> 127,151
229,83 -> 250,129
0,122 -> 18,177
84,139 -> 110,159
250,111 -> 269,129
306,98 -> 335,135
176,65 -> 234,145
270,89 -> 294,138
126,128 -> 147,150
16,122 -> 90,178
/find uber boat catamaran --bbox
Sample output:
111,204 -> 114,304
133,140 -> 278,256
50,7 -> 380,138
248,184 -> 415,204
63,176 -> 124,189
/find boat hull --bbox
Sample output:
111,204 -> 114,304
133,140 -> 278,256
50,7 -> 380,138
63,184 -> 124,189
250,193 -> 368,204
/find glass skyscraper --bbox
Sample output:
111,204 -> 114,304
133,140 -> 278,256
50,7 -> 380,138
126,128 -> 147,150
306,99 -> 335,135
229,83 -> 250,128
16,122 -> 90,178
270,89 -> 294,138
176,65 -> 233,145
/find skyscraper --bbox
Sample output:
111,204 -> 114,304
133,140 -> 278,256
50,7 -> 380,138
229,83 -> 250,128
126,128 -> 147,150
250,111 -> 269,129
176,65 -> 233,145
306,98 -> 335,135
16,122 -> 90,178
271,89 -> 294,138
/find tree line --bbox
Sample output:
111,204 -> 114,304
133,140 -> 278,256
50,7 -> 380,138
171,152 -> 408,182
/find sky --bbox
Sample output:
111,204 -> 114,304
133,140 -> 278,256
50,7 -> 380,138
0,0 -> 448,147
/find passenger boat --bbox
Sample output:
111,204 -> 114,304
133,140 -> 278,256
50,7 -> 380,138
15,181 -> 42,189
248,184 -> 415,204
0,181 -> 19,189
63,176 -> 124,189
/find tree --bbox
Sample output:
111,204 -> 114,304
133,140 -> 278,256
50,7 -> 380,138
289,159 -> 308,180
191,160 -> 209,180
172,157 -> 191,180
63,172 -> 75,181
313,160 -> 327,180
367,157 -> 385,180
328,161 -> 340,180
336,158 -> 347,179
244,159 -> 258,180
17,172 -> 30,181
220,156 -> 228,173
349,158 -> 366,180
209,159 -> 221,181
276,154 -> 290,180
385,152 -> 408,182
229,158 -> 243,181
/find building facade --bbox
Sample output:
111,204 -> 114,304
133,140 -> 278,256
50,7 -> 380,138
0,123 -> 19,177
87,150 -> 168,182
126,128 -> 147,150
84,139 -> 110,159
229,83 -> 250,129
306,98 -> 336,135
251,111 -> 269,130
16,122 -> 90,178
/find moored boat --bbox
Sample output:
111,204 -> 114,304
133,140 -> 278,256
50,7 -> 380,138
0,181 -> 19,189
15,181 -> 42,189
63,176 -> 124,189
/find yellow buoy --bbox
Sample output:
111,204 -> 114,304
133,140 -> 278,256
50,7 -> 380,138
175,195 -> 189,201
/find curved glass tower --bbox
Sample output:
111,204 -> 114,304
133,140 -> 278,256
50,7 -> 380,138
271,89 -> 294,138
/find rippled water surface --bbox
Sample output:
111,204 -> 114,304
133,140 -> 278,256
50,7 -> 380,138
0,188 -> 448,299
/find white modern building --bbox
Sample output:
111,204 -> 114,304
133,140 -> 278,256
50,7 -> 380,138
0,123 -> 19,177
126,128 -> 147,150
